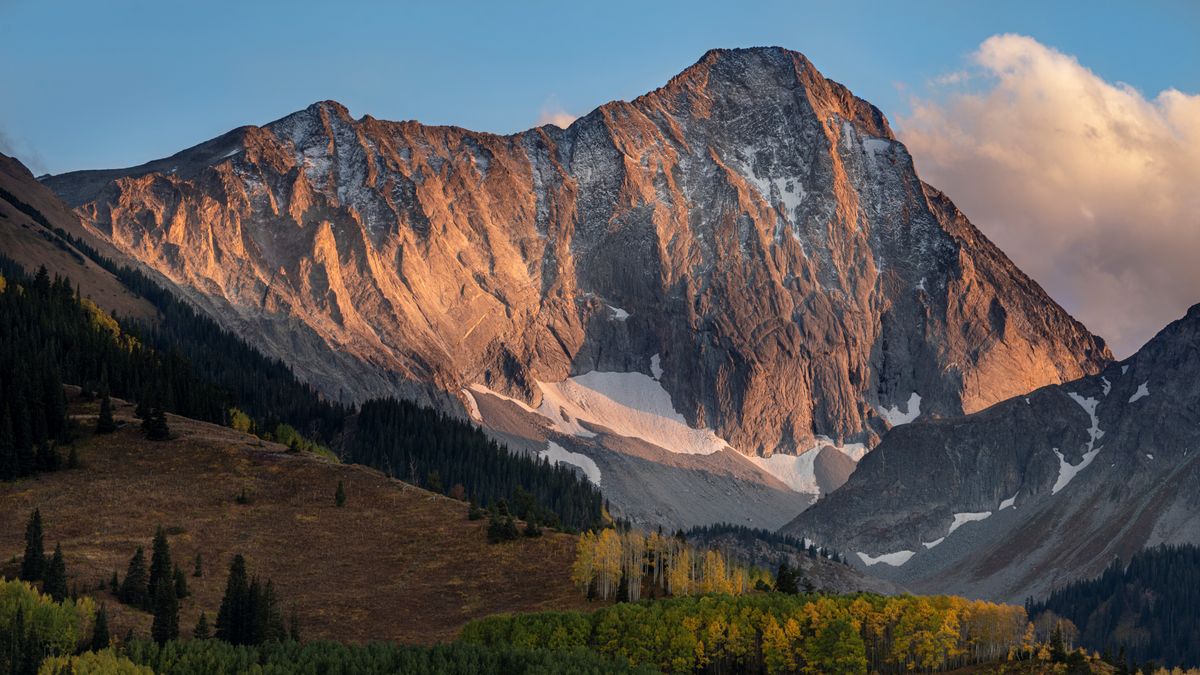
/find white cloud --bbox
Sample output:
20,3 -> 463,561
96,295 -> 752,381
536,97 -> 577,129
898,34 -> 1200,357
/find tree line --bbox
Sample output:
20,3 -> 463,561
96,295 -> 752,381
571,528 -> 773,602
1029,543 -> 1200,670
461,592 -> 1076,674
343,397 -> 604,531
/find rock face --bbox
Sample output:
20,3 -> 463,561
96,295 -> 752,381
783,303 -> 1200,601
44,47 -> 1110,526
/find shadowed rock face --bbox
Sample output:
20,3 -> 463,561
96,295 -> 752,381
783,303 -> 1200,601
43,47 -> 1108,465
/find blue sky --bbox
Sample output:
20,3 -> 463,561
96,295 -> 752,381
1,0 -> 1196,175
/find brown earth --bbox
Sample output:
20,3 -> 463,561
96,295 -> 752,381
0,393 -> 592,645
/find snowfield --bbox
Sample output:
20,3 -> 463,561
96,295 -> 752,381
857,550 -> 915,567
543,442 -> 602,486
878,392 -> 922,427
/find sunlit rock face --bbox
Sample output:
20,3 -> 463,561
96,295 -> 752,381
45,47 -> 1110,526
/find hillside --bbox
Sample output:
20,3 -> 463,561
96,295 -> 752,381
0,392 -> 591,645
1029,544 -> 1200,668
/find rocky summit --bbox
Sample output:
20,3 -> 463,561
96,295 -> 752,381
44,47 -> 1110,527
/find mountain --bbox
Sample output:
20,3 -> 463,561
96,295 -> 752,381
42,47 -> 1110,528
783,303 -> 1200,602
0,152 -> 157,323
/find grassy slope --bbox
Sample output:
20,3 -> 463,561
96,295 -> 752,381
0,393 -> 591,645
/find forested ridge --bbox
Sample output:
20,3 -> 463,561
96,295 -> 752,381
0,192 -> 605,528
1029,544 -> 1200,668
344,398 -> 603,530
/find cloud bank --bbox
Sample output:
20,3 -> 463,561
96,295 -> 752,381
536,97 -> 577,129
898,34 -> 1200,357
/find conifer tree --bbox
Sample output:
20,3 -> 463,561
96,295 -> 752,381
335,480 -> 346,507
43,543 -> 68,601
96,394 -> 117,433
143,407 -> 170,440
147,527 -> 173,601
193,552 -> 203,577
216,554 -> 250,644
110,570 -> 119,593
193,612 -> 211,640
120,547 -> 149,608
92,604 -> 111,651
174,564 -> 189,598
20,508 -> 45,581
151,581 -> 179,645
775,562 -> 799,594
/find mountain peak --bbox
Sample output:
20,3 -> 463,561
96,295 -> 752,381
646,46 -> 892,140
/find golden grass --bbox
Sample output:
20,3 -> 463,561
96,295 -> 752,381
0,395 -> 592,645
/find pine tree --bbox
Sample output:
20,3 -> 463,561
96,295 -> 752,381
258,579 -> 286,643
335,480 -> 346,507
174,564 -> 189,598
150,581 -> 179,645
216,554 -> 250,645
19,508 -> 45,581
110,570 -> 119,592
193,552 -> 203,577
96,394 -> 117,433
92,604 -> 111,650
143,407 -> 170,440
120,547 -> 149,608
775,562 -> 799,594
148,527 -> 172,601
43,543 -> 68,601
193,612 -> 211,640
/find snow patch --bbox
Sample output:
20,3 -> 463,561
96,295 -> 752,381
1052,447 -> 1099,493
1146,453 -> 1154,460
1129,382 -> 1149,403
748,452 -> 820,494
857,550 -> 915,567
543,442 -> 601,486
650,353 -> 664,381
999,492 -> 1019,511
1052,392 -> 1105,494
948,511 -> 992,535
743,435 -> 868,494
815,435 -> 868,462
221,148 -> 242,159
916,277 -> 927,291
1122,365 -> 1129,375
923,538 -> 945,549
607,305 -> 630,321
461,388 -> 482,422
539,372 -> 731,455
878,392 -> 922,426
1101,377 -> 1111,397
